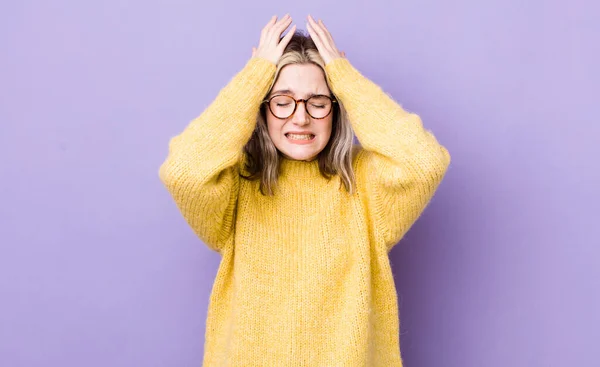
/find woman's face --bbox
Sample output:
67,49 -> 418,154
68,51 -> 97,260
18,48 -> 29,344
265,63 -> 333,162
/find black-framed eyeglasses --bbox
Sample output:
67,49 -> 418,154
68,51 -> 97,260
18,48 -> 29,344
262,94 -> 337,120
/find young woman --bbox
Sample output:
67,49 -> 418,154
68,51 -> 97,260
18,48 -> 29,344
160,14 -> 450,366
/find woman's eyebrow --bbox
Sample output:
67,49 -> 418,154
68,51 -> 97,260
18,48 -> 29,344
270,89 -> 293,97
269,90 -> 326,98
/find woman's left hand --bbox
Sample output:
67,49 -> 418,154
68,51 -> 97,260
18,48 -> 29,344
306,15 -> 345,65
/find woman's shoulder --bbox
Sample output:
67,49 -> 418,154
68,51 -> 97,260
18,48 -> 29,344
351,144 -> 373,169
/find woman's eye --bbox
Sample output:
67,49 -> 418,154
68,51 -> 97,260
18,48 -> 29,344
277,103 -> 291,107
311,104 -> 326,109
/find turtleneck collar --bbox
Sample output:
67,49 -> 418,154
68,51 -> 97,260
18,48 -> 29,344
279,157 -> 322,178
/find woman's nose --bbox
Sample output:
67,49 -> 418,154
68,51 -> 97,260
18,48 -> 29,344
292,101 -> 309,125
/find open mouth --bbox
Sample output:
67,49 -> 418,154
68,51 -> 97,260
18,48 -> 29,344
285,133 -> 315,141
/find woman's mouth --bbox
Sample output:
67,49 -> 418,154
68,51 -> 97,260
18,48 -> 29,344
285,133 -> 315,141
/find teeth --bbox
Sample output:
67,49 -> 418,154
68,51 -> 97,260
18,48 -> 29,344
287,133 -> 314,140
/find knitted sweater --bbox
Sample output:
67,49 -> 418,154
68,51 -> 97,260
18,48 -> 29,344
159,57 -> 450,366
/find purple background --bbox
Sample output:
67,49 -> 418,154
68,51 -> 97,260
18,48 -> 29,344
1,1 -> 598,366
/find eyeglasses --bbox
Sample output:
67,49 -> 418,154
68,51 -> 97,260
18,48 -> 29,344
263,94 -> 337,120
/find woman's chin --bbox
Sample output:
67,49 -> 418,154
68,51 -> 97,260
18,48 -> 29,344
279,147 -> 321,162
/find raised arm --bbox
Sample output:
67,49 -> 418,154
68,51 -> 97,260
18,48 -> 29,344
308,16 -> 451,252
159,15 -> 296,252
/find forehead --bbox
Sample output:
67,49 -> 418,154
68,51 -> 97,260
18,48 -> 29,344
271,63 -> 330,96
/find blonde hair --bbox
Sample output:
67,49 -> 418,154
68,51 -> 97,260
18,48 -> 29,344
242,31 -> 356,195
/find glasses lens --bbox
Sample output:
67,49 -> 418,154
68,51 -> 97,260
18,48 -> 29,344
269,95 -> 333,119
270,95 -> 295,118
306,96 -> 332,119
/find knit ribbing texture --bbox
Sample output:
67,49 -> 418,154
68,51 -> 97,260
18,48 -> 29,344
159,57 -> 451,366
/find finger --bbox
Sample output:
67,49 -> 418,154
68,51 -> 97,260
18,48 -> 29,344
306,23 -> 329,62
306,20 -> 317,42
307,15 -> 323,32
252,47 -> 257,57
306,21 -> 327,55
308,16 -> 331,45
307,14 -> 319,31
267,14 -> 290,35
260,15 -> 277,45
307,16 -> 328,49
309,17 -> 333,51
341,51 -> 346,58
277,24 -> 296,52
306,15 -> 319,36
261,16 -> 277,36
268,15 -> 292,41
318,19 -> 336,46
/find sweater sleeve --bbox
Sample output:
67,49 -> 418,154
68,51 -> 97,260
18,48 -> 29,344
159,57 -> 276,252
325,58 -> 451,252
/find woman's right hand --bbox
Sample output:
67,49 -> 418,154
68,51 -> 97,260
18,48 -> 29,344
252,15 -> 296,64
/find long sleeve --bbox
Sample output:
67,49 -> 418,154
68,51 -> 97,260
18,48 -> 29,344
325,58 -> 451,252
159,57 -> 276,252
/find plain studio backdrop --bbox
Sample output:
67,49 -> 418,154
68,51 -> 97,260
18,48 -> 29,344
1,1 -> 598,366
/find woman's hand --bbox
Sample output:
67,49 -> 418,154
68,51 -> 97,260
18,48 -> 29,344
252,15 -> 296,64
306,15 -> 345,65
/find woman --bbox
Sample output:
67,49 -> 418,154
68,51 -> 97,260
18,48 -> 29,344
159,14 -> 450,366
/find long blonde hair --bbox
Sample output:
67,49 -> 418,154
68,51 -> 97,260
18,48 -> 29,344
242,31 -> 356,195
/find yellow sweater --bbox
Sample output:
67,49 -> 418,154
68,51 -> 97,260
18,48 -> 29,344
159,57 -> 450,366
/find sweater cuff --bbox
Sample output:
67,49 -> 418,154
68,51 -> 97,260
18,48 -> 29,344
213,57 -> 277,124
324,58 -> 363,96
232,57 -> 277,108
